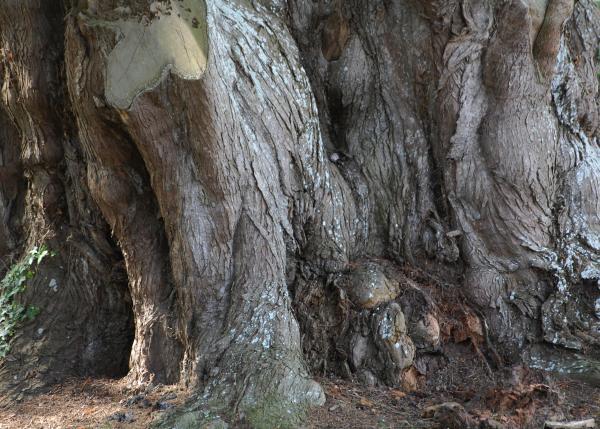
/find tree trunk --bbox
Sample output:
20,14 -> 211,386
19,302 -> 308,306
0,0 -> 598,426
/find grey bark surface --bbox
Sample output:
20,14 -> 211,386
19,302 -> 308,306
0,0 -> 598,426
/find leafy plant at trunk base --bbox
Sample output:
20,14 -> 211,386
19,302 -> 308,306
0,245 -> 53,358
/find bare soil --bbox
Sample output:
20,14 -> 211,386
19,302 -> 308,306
0,367 -> 597,429
1,265 -> 597,429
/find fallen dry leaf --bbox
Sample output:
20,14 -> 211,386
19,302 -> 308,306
358,397 -> 374,408
389,389 -> 407,400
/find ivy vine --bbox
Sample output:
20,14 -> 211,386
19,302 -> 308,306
0,245 -> 53,358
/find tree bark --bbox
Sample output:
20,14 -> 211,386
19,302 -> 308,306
0,0 -> 134,397
0,0 -> 598,426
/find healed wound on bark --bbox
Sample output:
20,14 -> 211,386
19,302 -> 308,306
96,0 -> 209,109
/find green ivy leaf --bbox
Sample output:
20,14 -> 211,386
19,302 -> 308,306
0,244 -> 55,359
25,306 -> 40,320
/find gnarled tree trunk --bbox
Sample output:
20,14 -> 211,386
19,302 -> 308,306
0,0 -> 598,426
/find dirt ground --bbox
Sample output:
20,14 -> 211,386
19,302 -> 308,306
0,367 -> 598,429
0,268 -> 597,429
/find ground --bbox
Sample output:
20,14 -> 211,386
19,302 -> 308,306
0,267 -> 598,428
0,366 -> 598,429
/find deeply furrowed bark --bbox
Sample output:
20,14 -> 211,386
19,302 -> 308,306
0,0 -> 134,397
65,20 -> 182,385
65,0 -> 329,423
0,111 -> 22,260
0,0 -> 598,426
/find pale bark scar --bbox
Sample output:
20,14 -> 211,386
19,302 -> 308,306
101,0 -> 208,109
